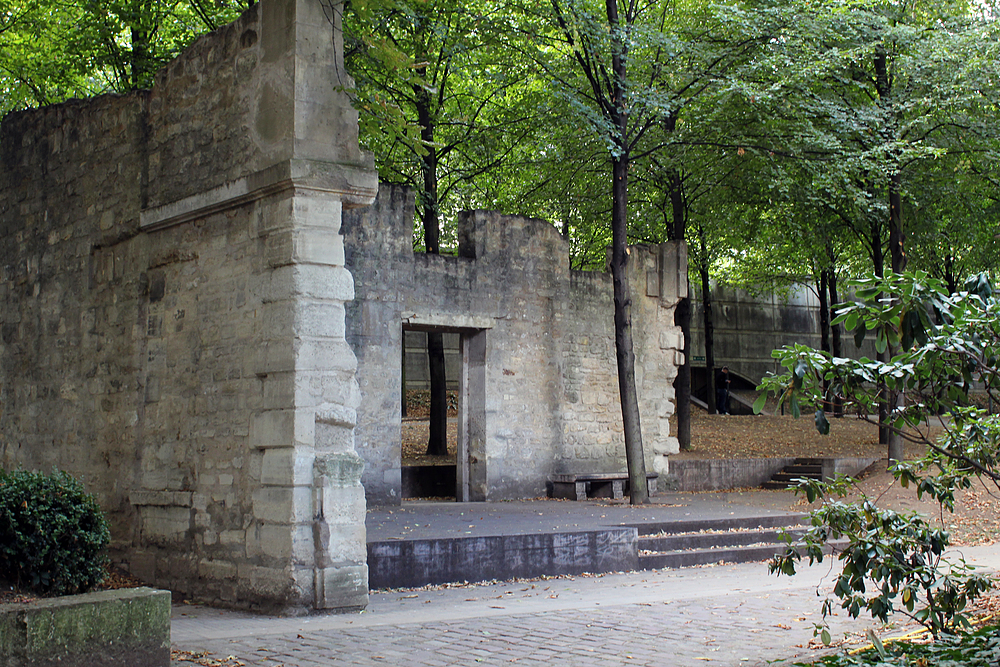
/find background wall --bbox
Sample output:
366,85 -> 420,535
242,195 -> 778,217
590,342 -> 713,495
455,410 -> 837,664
344,186 -> 685,505
689,285 -> 876,384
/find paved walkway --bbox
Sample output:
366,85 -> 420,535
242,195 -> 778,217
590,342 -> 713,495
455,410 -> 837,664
365,492 -> 805,541
172,543 -> 1000,667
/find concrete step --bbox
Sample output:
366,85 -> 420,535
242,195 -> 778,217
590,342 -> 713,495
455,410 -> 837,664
763,458 -> 826,489
635,515 -> 810,570
639,532 -> 845,570
638,528 -> 801,553
784,464 -> 822,476
629,513 -> 808,536
639,543 -> 791,569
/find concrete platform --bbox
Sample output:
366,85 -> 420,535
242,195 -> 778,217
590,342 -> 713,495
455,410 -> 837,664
366,490 -> 808,589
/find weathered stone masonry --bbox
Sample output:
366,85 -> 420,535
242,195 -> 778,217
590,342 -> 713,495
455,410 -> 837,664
0,0 -> 687,611
1,0 -> 375,612
343,186 -> 687,505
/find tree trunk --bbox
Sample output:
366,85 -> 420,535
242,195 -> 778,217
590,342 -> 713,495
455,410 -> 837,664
886,174 -> 905,464
610,153 -> 647,504
606,0 -> 647,505
888,173 -> 905,275
667,166 -> 691,450
873,48 -> 905,462
426,332 -> 448,456
130,25 -> 150,89
827,261 -> 844,417
868,219 -> 891,445
401,337 -> 407,418
414,70 -> 449,457
674,296 -> 691,450
697,225 -> 716,415
818,270 -> 830,412
944,253 -> 957,295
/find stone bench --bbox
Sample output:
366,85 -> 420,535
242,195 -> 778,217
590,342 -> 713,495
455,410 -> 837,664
548,472 -> 659,501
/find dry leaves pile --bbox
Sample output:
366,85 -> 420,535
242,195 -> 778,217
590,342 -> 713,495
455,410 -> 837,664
171,650 -> 248,666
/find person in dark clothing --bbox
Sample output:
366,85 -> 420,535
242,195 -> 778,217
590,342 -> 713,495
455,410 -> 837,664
716,366 -> 731,415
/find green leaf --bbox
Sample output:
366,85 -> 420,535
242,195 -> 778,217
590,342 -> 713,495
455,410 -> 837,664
752,393 -> 767,414
875,329 -> 887,354
790,395 -> 801,419
820,628 -> 831,646
854,325 -> 866,348
815,409 -> 830,435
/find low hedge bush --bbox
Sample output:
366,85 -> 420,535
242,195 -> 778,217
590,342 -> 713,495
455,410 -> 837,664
0,468 -> 110,595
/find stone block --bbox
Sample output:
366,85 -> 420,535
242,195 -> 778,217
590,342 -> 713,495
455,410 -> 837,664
251,486 -> 313,524
294,300 -> 347,338
0,588 -> 171,667
314,421 -> 354,454
317,522 -> 367,563
235,564 -> 300,607
314,564 -> 368,610
130,490 -> 193,507
659,329 -> 683,350
293,227 -> 346,267
198,558 -> 238,580
245,522 -> 312,563
293,338 -> 358,373
249,408 -> 314,449
315,452 -> 365,487
261,448 -> 314,486
318,485 -> 366,525
141,506 -> 191,542
652,455 -> 670,476
259,371 -> 297,410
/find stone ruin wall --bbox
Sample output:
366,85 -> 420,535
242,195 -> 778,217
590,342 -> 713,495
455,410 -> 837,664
344,185 -> 686,505
0,0 -> 376,613
0,0 -> 687,609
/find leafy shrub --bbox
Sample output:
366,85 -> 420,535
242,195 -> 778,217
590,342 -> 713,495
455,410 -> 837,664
759,272 -> 1000,639
0,468 -> 110,595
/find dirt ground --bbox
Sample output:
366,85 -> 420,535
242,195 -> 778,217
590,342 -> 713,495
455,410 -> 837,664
401,398 -> 1000,548
669,407 -> 1000,548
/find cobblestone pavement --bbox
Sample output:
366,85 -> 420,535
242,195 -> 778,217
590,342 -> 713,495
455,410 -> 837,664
173,544 -> 1000,667
170,557 -> 927,667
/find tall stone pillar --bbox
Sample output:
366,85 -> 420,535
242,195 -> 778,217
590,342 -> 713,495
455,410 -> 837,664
247,0 -> 376,610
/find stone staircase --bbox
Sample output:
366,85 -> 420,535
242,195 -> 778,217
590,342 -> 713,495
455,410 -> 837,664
762,458 -> 826,490
635,515 -> 809,570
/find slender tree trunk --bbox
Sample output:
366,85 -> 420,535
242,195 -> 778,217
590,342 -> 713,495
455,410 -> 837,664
944,253 -> 957,294
827,261 -> 844,417
873,49 -> 905,462
667,166 -> 691,450
130,25 -> 150,89
674,297 -> 691,449
888,173 -> 905,275
819,270 -> 830,412
426,332 -> 448,456
610,153 -> 647,504
415,72 -> 449,457
606,0 -> 647,504
401,338 -> 407,418
869,220 -> 891,446
697,225 -> 716,415
886,171 -> 905,463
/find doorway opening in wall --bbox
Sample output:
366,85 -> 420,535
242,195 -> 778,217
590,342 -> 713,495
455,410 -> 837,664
400,325 -> 487,502
401,328 -> 459,500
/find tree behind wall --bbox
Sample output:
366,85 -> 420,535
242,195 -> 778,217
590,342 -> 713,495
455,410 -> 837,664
0,1 -> 254,115
345,0 -> 533,456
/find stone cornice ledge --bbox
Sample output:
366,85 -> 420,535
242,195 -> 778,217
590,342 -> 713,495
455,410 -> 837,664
139,159 -> 379,232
